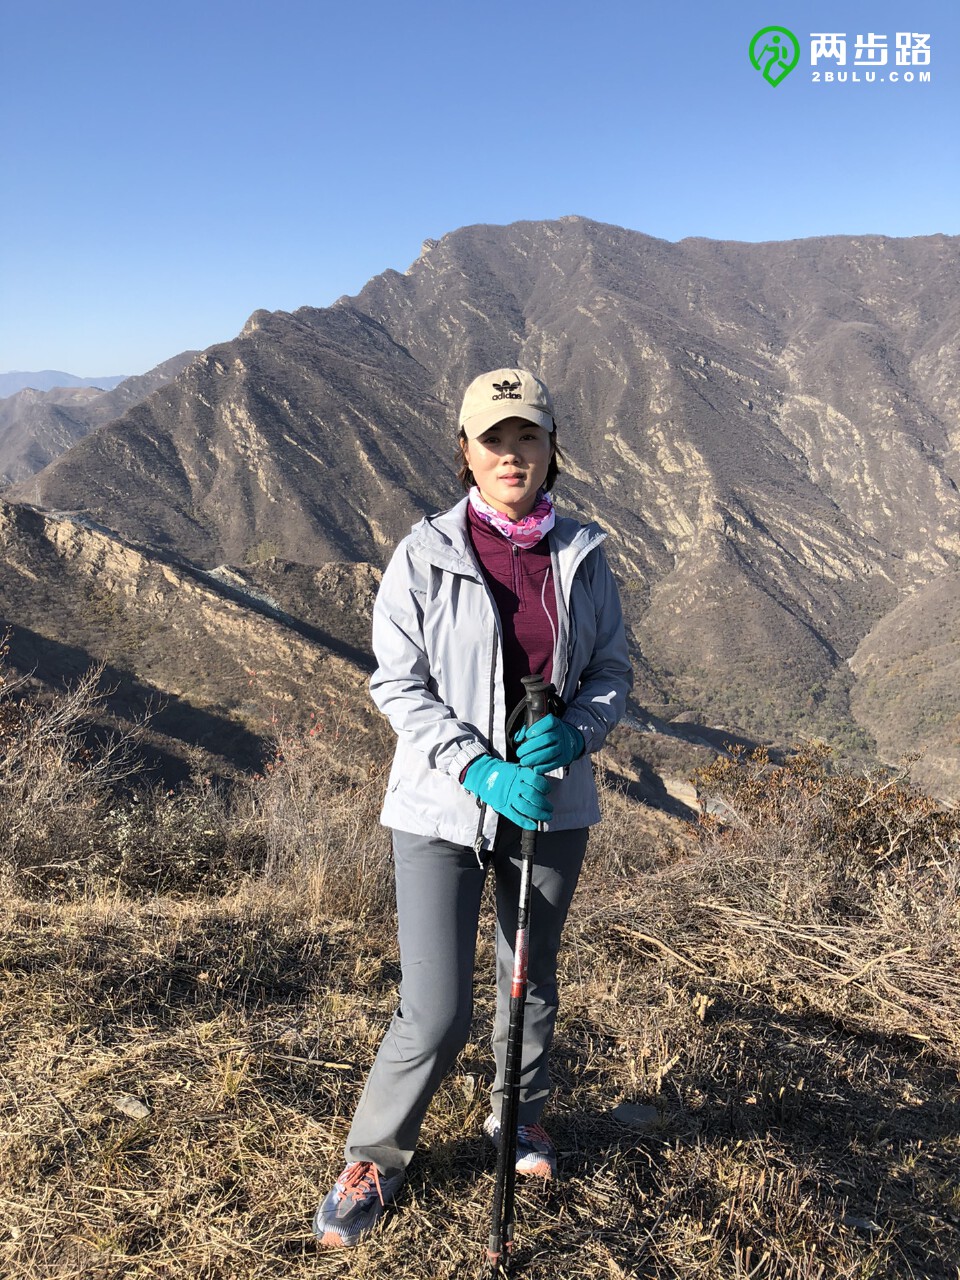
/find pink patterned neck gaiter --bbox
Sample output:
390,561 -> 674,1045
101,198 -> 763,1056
468,485 -> 556,548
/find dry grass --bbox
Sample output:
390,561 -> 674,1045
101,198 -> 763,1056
0,655 -> 141,894
2,671 -> 959,1278
251,708 -> 395,922
680,744 -> 960,1060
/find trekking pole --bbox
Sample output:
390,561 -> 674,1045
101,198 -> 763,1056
484,674 -> 553,1278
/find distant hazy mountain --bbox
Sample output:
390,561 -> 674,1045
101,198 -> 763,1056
0,353 -> 198,486
7,217 -> 960,795
0,371 -> 128,396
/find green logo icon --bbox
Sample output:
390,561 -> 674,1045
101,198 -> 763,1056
749,26 -> 800,86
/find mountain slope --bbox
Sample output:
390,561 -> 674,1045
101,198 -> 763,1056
850,573 -> 960,798
9,217 -> 960,771
0,498 -> 377,779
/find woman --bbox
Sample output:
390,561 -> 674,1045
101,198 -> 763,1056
314,367 -> 633,1247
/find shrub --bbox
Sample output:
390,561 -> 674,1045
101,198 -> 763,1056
0,650 -> 139,894
97,778 -> 263,897
684,742 -> 960,1056
693,742 -> 960,922
248,705 -> 395,921
0,643 -> 259,898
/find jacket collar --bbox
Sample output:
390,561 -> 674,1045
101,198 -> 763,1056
409,495 -> 606,577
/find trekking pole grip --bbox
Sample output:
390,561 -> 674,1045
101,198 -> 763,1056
520,674 -> 552,730
521,675 -> 553,858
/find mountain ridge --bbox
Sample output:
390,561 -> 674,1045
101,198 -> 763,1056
5,217 -> 960,793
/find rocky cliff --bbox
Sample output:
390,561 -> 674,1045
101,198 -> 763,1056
0,499 -> 378,778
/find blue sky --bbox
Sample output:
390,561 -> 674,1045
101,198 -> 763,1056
1,0 -> 956,376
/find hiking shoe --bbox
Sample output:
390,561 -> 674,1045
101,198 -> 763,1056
483,1114 -> 557,1178
313,1161 -> 404,1248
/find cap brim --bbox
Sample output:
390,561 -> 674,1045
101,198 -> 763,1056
461,405 -> 554,440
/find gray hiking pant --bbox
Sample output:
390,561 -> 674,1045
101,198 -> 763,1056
344,819 -> 589,1177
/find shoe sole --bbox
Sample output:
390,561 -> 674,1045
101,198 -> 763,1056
318,1229 -> 353,1248
320,1228 -> 353,1249
314,1213 -> 384,1249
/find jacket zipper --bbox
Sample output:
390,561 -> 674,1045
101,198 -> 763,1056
550,536 -> 598,700
473,618 -> 498,860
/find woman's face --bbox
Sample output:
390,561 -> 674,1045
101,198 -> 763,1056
461,417 -> 554,518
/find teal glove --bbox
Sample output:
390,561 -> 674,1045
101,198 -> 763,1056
462,755 -> 553,831
514,714 -> 585,773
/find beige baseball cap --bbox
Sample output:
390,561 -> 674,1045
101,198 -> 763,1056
458,367 -> 555,440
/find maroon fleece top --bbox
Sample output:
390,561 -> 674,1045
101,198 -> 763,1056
461,500 -> 559,772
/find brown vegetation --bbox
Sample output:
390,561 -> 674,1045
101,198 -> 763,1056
1,661 -> 958,1278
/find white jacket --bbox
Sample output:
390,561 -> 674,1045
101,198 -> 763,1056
371,496 -> 633,852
